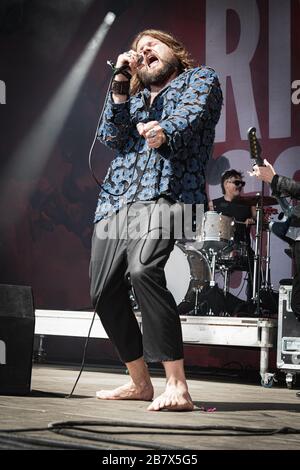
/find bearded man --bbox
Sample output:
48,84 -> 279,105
90,29 -> 222,411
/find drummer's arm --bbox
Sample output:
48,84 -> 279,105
208,200 -> 214,211
245,206 -> 256,226
251,206 -> 257,221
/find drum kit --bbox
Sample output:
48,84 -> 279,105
165,195 -> 278,316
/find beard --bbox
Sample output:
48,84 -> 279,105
137,56 -> 180,88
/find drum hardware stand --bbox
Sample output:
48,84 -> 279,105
35,334 -> 46,363
252,187 -> 266,315
200,249 -> 218,316
261,226 -> 272,290
207,250 -> 216,316
214,260 -> 231,301
222,266 -> 231,295
209,249 -> 217,287
193,287 -> 201,316
207,251 -> 230,316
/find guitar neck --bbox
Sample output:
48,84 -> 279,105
247,127 -> 293,218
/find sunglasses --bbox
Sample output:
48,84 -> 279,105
229,180 -> 246,187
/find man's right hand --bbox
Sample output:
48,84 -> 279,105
137,121 -> 167,149
114,50 -> 142,81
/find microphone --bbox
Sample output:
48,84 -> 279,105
117,54 -> 143,74
107,54 -> 143,75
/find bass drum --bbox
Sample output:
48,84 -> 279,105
165,242 -> 211,314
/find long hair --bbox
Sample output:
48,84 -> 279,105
130,29 -> 194,95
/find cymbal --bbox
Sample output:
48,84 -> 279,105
234,195 -> 278,206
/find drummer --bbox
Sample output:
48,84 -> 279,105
208,169 -> 256,300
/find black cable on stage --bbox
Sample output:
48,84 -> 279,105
0,431 -> 106,450
48,419 -> 300,435
1,419 -> 300,450
50,427 -> 180,451
5,419 -> 300,435
65,310 -> 97,399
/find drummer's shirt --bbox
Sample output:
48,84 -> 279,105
212,197 -> 252,245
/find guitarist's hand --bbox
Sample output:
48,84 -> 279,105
250,159 -> 276,183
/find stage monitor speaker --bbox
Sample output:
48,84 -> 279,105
0,284 -> 35,395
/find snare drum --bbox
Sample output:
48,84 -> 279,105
164,242 -> 211,309
201,211 -> 235,253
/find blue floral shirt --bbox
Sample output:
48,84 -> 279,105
94,66 -> 222,222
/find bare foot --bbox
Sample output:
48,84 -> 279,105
96,381 -> 154,401
147,384 -> 194,411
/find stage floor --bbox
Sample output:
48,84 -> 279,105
0,364 -> 300,450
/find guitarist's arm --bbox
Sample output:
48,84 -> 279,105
271,175 -> 300,201
253,159 -> 300,200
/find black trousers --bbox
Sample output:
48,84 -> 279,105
89,198 -> 184,363
292,241 -> 300,319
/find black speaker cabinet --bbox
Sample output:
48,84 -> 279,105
0,284 -> 35,395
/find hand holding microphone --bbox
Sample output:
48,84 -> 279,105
110,50 -> 143,101
114,50 -> 143,82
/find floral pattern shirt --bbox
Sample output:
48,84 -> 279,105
94,66 -> 223,222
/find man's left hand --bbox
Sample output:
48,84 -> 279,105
137,121 -> 167,148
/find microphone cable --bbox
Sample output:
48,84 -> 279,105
68,56 -> 171,397
68,84 -> 156,397
67,148 -> 154,398
88,58 -> 144,198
